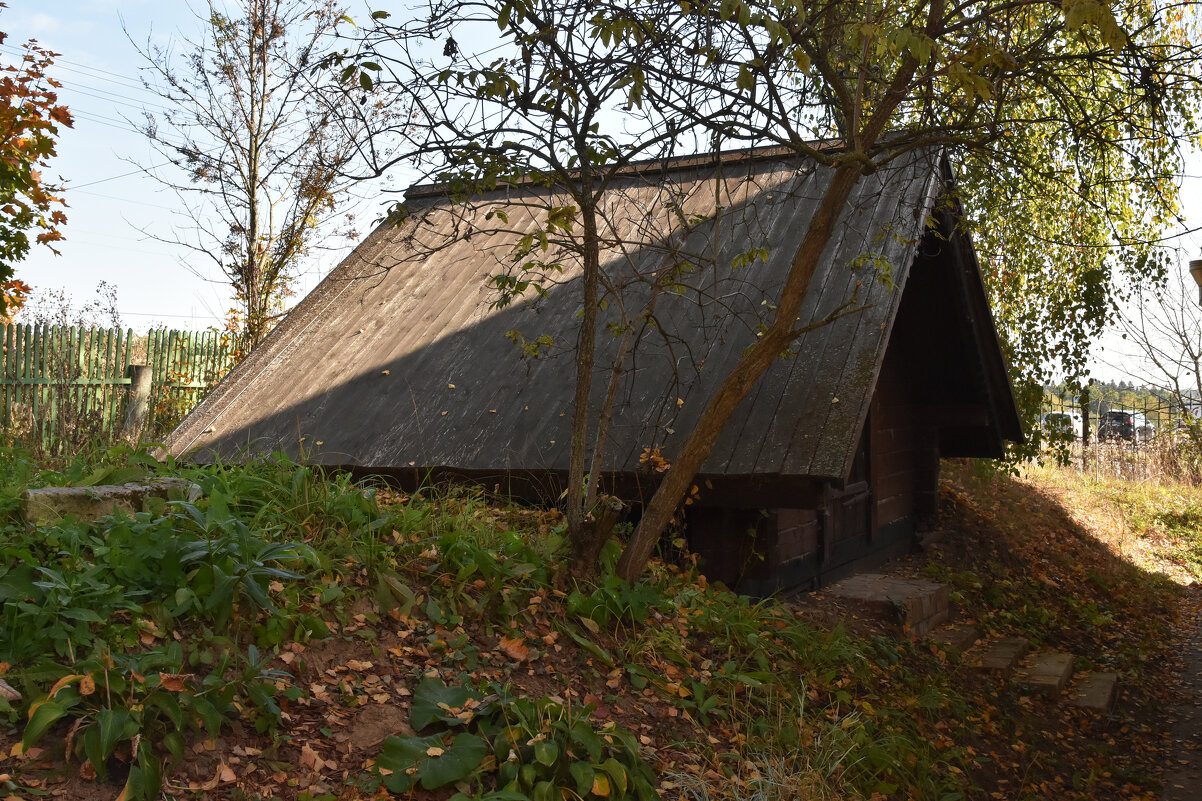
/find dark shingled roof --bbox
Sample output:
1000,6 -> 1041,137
167,147 -> 1018,484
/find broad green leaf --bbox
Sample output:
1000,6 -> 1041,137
533,738 -> 559,766
410,678 -> 481,730
532,780 -> 556,801
23,700 -> 68,749
600,758 -> 628,794
378,733 -> 445,793
417,732 -> 487,788
570,761 -> 596,797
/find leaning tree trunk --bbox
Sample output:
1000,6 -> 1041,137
616,164 -> 862,581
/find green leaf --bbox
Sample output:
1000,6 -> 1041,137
59,607 -> 104,622
378,733 -> 442,793
418,732 -> 487,788
570,761 -> 596,796
23,700 -> 68,750
410,678 -> 481,730
378,732 -> 487,792
97,707 -> 138,759
570,721 -> 604,760
533,738 -> 559,766
533,780 -> 556,801
83,724 -> 106,779
600,758 -> 628,794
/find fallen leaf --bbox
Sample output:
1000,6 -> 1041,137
499,637 -> 530,662
300,743 -> 323,771
159,673 -> 194,692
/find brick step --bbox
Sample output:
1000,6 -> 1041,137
1067,671 -> 1119,712
828,573 -> 950,637
1014,651 -> 1075,696
966,636 -> 1029,676
929,624 -> 980,653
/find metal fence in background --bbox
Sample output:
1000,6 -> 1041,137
1041,391 -> 1202,482
1040,392 -> 1187,444
0,323 -> 237,450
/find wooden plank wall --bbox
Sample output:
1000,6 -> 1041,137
0,324 -> 236,450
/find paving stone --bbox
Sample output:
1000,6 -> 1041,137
930,624 -> 980,652
970,636 -> 1029,675
1014,651 -> 1075,696
22,478 -> 202,526
1069,671 -> 1118,712
828,573 -> 950,636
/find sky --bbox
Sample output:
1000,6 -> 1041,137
5,0 -> 392,332
6,1 -> 1202,386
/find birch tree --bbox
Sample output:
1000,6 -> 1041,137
134,0 -> 387,348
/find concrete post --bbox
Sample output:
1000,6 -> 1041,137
121,364 -> 152,442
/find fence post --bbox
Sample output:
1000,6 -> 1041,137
1080,388 -> 1090,447
121,364 -> 153,442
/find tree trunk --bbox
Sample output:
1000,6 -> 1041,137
616,164 -> 862,581
567,196 -> 601,570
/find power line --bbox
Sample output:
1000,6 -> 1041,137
0,43 -> 150,94
70,109 -> 141,135
73,188 -> 171,209
64,84 -> 171,115
120,310 -> 224,320
71,165 -> 172,190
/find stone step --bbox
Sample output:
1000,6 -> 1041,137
967,636 -> 1029,676
828,573 -> 950,637
1014,651 -> 1075,696
1068,671 -> 1119,712
930,624 -> 980,653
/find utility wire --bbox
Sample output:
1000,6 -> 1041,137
0,43 -> 150,94
71,165 -> 172,190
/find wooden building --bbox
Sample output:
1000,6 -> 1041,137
168,147 -> 1022,594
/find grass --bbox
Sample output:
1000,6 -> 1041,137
0,446 -> 1194,800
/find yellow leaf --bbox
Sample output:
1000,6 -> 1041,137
592,774 -> 611,797
79,675 -> 95,696
426,746 -> 445,757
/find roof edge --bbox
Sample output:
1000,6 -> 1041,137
403,141 -> 850,200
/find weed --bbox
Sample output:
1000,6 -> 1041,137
373,677 -> 657,800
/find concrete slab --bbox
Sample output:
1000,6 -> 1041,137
1014,651 -> 1075,696
23,478 -> 202,525
970,636 -> 1029,675
1069,671 -> 1118,712
931,624 -> 980,652
828,573 -> 950,636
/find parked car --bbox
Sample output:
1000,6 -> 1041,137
1041,411 -> 1085,440
1097,410 -> 1155,443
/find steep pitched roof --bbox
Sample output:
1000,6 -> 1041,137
168,148 -> 1015,482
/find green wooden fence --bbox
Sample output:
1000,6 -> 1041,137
0,323 -> 237,449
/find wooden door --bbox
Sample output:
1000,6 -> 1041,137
822,429 -> 873,572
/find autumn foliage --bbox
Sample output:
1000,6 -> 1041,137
0,9 -> 69,317
0,6 -> 70,310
